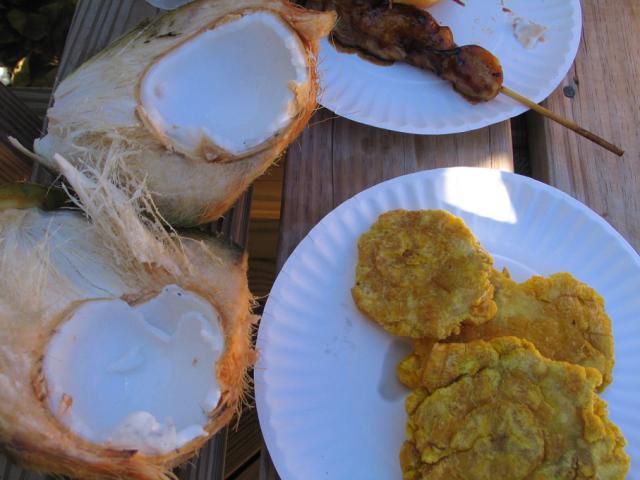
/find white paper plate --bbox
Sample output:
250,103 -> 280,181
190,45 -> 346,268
318,0 -> 582,134
256,168 -> 639,480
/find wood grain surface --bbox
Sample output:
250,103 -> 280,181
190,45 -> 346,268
0,87 -> 51,185
9,88 -> 52,121
234,458 -> 260,480
0,84 -> 41,182
529,0 -> 640,250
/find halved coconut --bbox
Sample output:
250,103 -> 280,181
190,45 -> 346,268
33,0 -> 336,226
0,160 -> 256,479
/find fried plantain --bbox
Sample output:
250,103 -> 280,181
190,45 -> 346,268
401,337 -> 629,480
352,209 -> 496,339
397,270 -> 614,390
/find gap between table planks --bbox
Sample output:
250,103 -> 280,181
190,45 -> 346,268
0,1 -> 251,479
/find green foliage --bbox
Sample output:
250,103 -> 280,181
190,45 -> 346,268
0,0 -> 77,86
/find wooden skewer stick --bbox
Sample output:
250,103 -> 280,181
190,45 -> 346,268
500,86 -> 624,157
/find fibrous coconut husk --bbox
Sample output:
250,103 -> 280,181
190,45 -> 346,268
0,153 -> 257,479
33,0 -> 336,226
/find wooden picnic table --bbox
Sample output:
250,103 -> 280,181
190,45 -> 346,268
0,1 -> 637,479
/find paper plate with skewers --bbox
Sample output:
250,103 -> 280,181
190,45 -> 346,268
316,0 -> 582,135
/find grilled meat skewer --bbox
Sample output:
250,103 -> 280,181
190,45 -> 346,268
407,46 -> 503,101
309,0 -> 503,101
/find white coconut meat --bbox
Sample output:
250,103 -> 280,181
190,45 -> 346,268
139,11 -> 308,160
44,286 -> 224,455
0,156 -> 257,479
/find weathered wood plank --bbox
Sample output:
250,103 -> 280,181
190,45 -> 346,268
173,433 -> 228,480
0,143 -> 32,184
261,112 -> 513,479
276,109 -> 339,268
250,162 -> 284,221
233,457 -> 260,480
0,84 -> 41,182
529,0 -> 640,250
9,88 -> 52,122
224,408 -> 262,478
0,85 -> 43,149
247,220 -> 279,298
331,119 -> 514,206
0,85 -> 51,183
56,0 -> 160,82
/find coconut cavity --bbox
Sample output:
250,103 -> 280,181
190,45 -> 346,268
43,285 -> 224,455
139,11 -> 308,161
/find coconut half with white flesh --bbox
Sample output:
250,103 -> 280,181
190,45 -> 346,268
33,0 -> 336,226
0,163 -> 256,479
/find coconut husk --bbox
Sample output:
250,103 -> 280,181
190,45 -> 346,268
34,0 -> 336,226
